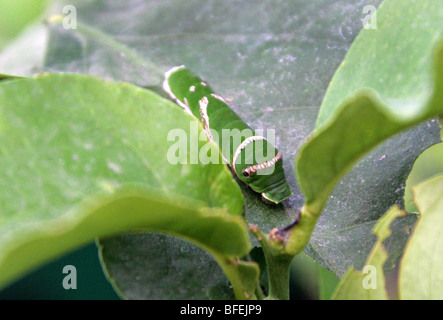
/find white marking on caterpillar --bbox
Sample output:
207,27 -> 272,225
176,98 -> 193,115
261,192 -> 277,204
162,65 -> 193,115
231,136 -> 266,175
231,136 -> 282,178
201,82 -> 207,86
211,93 -> 227,104
199,97 -> 214,142
242,152 -> 282,178
189,85 -> 196,92
198,97 -> 229,164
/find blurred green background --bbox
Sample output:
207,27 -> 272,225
0,0 -> 52,49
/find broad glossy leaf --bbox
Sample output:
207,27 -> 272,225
297,0 -> 443,274
298,0 -> 443,209
0,74 -> 251,294
332,206 -> 405,300
99,233 -> 236,300
399,175 -> 443,299
40,0 -> 409,277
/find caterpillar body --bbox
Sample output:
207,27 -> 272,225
163,66 -> 292,204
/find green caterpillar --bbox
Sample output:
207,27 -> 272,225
163,66 -> 292,204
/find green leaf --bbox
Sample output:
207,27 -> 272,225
297,0 -> 443,211
0,0 -> 52,49
317,264 -> 339,300
293,0 -> 443,273
12,0 -> 437,278
404,142 -> 443,212
332,206 -> 405,300
399,175 -> 443,299
100,233 -> 261,300
99,234 -> 235,300
42,0 -> 387,231
0,73 -> 254,298
41,0 -> 396,274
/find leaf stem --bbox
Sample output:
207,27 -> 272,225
244,253 -> 266,300
248,205 -> 322,300
264,252 -> 293,300
250,225 -> 293,300
283,205 -> 319,256
212,253 -> 260,300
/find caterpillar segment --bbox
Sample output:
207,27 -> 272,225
163,66 -> 293,204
